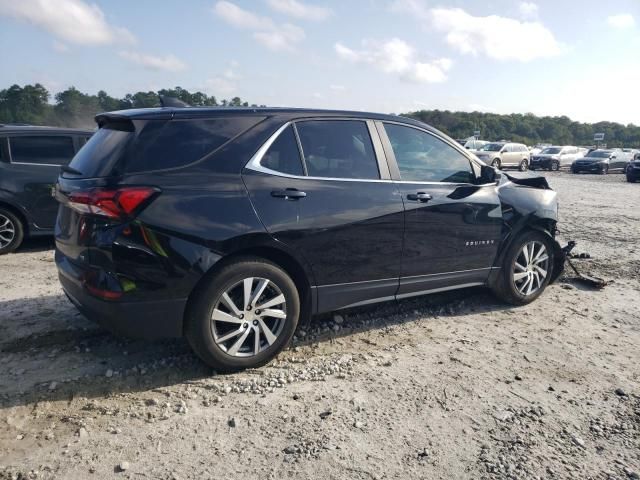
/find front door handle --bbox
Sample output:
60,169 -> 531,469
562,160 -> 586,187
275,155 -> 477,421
271,188 -> 307,200
407,192 -> 432,202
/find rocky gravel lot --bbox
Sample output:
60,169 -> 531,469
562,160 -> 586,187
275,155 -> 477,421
1,171 -> 639,480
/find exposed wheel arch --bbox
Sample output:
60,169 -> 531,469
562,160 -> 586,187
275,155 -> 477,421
0,200 -> 28,236
185,245 -> 314,335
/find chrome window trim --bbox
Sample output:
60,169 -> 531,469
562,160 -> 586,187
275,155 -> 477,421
245,119 -> 486,186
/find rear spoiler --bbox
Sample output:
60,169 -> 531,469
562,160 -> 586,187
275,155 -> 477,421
503,173 -> 551,190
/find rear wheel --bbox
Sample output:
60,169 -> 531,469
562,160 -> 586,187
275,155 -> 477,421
185,257 -> 300,372
0,208 -> 24,255
518,159 -> 528,172
491,230 -> 554,305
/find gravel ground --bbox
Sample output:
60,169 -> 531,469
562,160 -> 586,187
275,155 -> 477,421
1,171 -> 639,480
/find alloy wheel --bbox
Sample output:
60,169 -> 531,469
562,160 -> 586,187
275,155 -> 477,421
0,213 -> 16,249
211,277 -> 287,358
512,241 -> 549,296
519,160 -> 528,172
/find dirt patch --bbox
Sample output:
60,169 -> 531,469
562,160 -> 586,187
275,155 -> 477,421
1,171 -> 639,479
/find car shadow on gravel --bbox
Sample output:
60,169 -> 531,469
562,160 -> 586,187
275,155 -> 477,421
0,287 -> 514,410
14,236 -> 55,253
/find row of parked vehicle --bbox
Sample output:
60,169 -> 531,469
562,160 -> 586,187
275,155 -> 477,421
459,137 -> 640,176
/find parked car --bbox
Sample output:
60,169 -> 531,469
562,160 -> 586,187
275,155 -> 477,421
54,107 -> 565,371
529,144 -> 552,156
474,142 -> 530,171
571,149 -> 630,174
626,153 -> 640,183
0,125 -> 92,254
463,139 -> 489,151
530,146 -> 583,171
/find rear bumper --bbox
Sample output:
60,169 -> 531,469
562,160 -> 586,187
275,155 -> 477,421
56,252 -> 186,339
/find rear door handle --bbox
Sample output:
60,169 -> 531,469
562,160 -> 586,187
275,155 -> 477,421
407,192 -> 432,202
271,188 -> 307,200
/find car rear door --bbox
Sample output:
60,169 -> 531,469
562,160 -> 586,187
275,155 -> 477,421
8,133 -> 77,229
378,121 -> 502,298
243,118 -> 405,312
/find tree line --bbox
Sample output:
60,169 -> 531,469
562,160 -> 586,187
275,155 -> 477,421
0,84 -> 259,129
404,110 -> 640,148
1,83 -> 638,147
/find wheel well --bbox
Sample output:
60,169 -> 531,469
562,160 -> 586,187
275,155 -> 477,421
0,201 -> 28,235
184,246 -> 313,334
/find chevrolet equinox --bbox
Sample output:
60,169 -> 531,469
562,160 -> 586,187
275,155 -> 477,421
54,108 -> 564,371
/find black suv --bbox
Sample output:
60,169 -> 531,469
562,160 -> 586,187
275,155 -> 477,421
54,108 -> 565,371
0,125 -> 92,253
627,153 -> 640,182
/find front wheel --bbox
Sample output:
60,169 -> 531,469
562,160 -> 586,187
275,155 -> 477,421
185,257 -> 300,372
0,208 -> 24,255
491,159 -> 501,169
600,165 -> 609,175
491,231 -> 554,305
550,160 -> 560,171
627,175 -> 637,183
518,159 -> 529,172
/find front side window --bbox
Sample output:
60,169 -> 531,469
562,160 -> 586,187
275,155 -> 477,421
296,120 -> 379,179
261,125 -> 304,176
10,135 -> 75,165
384,123 -> 474,183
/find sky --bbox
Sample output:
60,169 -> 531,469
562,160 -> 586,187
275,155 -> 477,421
1,0 -> 639,125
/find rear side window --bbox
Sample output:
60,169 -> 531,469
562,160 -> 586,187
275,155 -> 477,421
10,135 -> 75,165
125,117 -> 263,173
296,120 -> 379,179
261,125 -> 304,176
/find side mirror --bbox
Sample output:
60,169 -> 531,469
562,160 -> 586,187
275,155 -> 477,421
479,164 -> 497,184
611,155 -> 616,159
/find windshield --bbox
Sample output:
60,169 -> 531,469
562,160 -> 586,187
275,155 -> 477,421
586,150 -> 611,158
541,147 -> 561,154
481,143 -> 504,152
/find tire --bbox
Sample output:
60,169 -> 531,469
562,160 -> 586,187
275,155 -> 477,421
550,160 -> 560,172
600,165 -> 609,175
491,158 -> 501,169
518,159 -> 528,172
628,175 -> 637,183
571,167 -> 579,174
185,257 -> 300,372
491,230 -> 554,306
0,207 -> 25,255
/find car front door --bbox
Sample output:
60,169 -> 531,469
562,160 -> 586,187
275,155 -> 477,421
8,134 -> 76,229
378,121 -> 503,298
243,119 -> 405,312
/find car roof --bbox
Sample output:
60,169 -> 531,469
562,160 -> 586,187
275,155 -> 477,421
96,106 -> 428,127
0,124 -> 93,135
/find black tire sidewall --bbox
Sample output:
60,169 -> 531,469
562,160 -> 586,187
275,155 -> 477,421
496,231 -> 554,305
0,208 -> 24,255
519,160 -> 528,172
186,259 -> 300,371
551,161 -> 559,171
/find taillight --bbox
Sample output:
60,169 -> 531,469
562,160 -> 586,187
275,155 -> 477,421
67,187 -> 159,220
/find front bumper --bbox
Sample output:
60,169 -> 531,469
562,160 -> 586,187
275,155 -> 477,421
572,162 -> 605,173
627,166 -> 640,179
56,251 -> 186,338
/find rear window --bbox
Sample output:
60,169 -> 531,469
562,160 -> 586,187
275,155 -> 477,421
125,117 -> 263,173
10,135 -> 75,165
68,126 -> 132,177
68,116 -> 264,177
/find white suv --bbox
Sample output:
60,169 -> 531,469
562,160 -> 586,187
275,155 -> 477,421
475,142 -> 531,171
